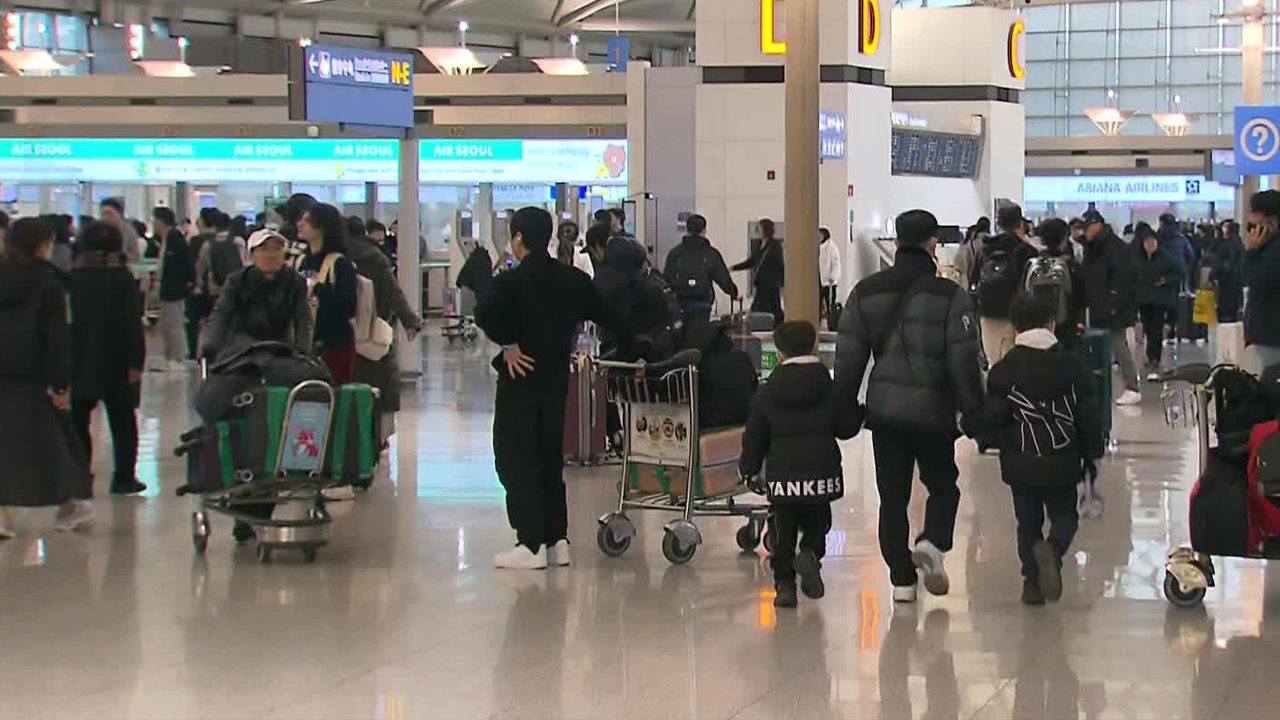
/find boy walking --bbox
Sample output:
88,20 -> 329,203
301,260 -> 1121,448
981,295 -> 1104,605
741,321 -> 850,608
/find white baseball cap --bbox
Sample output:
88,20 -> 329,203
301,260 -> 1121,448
247,228 -> 286,252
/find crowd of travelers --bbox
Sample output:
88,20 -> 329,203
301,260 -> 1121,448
0,192 -> 424,539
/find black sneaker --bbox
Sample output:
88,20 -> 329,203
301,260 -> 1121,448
774,581 -> 798,608
232,521 -> 255,544
1033,539 -> 1063,602
794,550 -> 825,599
110,479 -> 147,495
1022,579 -> 1046,605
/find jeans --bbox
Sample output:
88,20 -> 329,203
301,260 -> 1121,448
71,384 -> 139,491
159,300 -> 186,362
1010,485 -> 1079,581
871,428 -> 962,586
770,503 -> 833,583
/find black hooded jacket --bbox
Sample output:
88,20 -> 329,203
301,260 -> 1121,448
834,246 -> 984,434
0,258 -> 70,391
662,234 -> 738,307
1079,228 -> 1138,329
69,251 -> 145,401
740,359 -> 845,504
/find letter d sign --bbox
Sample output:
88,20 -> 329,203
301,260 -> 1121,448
859,0 -> 880,56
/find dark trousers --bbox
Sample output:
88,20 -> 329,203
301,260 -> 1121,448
872,429 -> 961,586
185,294 -> 212,360
71,384 -> 139,491
819,285 -> 837,317
770,502 -> 832,583
1139,304 -> 1169,365
493,377 -> 569,552
751,284 -> 784,327
1010,485 -> 1079,581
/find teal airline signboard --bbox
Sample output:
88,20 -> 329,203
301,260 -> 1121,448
0,138 -> 627,184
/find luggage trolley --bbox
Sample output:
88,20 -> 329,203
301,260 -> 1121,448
177,379 -> 341,564
594,350 -> 771,565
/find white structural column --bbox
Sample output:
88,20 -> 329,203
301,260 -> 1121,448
784,0 -> 821,325
398,134 -> 422,377
1242,11 -> 1264,208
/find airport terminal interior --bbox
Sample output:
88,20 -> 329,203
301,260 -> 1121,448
1,0 -> 1280,719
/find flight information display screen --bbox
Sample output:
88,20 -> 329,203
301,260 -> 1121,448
891,128 -> 982,179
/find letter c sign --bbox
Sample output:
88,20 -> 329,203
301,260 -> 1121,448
1008,20 -> 1025,79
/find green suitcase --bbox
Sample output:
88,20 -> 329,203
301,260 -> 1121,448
326,384 -> 381,485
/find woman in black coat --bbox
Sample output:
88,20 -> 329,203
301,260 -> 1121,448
71,221 -> 147,496
1134,228 -> 1184,370
298,203 -> 359,384
732,217 -> 786,326
0,218 -> 94,537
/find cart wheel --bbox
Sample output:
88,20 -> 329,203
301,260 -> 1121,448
1164,571 -> 1207,608
736,524 -> 760,552
597,523 -> 632,557
301,547 -> 319,563
256,545 -> 272,564
662,530 -> 698,565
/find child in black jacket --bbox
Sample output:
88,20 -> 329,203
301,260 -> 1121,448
982,295 -> 1104,605
741,320 -> 851,608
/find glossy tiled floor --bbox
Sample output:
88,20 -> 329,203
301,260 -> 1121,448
2,331 -> 1277,720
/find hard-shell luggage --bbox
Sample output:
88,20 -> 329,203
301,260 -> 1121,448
1189,450 -> 1250,557
564,356 -> 607,464
326,383 -> 382,485
1076,328 -> 1114,441
1178,292 -> 1208,341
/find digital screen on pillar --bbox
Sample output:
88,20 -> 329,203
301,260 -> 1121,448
890,129 -> 982,179
288,43 -> 415,129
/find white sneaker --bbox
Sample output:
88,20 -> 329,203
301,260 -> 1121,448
912,539 -> 950,596
54,501 -> 95,532
494,544 -> 547,570
1115,390 -> 1142,407
547,539 -> 572,567
892,584 -> 918,604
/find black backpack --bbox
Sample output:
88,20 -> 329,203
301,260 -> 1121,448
974,245 -> 1020,314
630,265 -> 682,360
209,240 -> 243,288
672,249 -> 711,301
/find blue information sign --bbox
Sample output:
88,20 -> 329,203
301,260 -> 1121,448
1235,105 -> 1280,175
289,44 -> 415,129
607,36 -> 629,72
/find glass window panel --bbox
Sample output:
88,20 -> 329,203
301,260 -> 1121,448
1119,1 -> 1165,29
54,14 -> 85,52
1023,89 -> 1058,116
1119,57 -> 1158,87
1025,61 -> 1061,89
1068,87 -> 1108,114
1223,25 -> 1242,47
1171,56 -> 1213,84
1026,118 -> 1059,136
1172,26 -> 1213,55
1024,5 -> 1067,33
1069,29 -> 1111,59
1025,34 -> 1063,62
1222,55 -> 1242,84
1171,0 -> 1217,28
1070,3 -> 1118,32
1067,59 -> 1108,87
1118,28 -> 1162,58
20,12 -> 51,50
1120,88 -> 1160,114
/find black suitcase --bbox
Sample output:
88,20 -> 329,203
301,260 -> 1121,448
1177,292 -> 1208,341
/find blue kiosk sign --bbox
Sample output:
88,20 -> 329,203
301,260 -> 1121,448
1235,105 -> 1280,175
288,44 -> 415,129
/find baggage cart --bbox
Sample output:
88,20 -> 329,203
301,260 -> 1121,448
175,364 -> 347,564
593,350 -> 771,565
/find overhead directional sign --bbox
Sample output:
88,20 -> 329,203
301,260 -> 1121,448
1235,105 -> 1280,175
288,43 -> 415,129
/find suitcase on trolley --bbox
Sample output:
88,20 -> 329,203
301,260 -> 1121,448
564,357 -> 607,464
182,385 -> 301,493
326,384 -> 382,485
1076,328 -> 1114,442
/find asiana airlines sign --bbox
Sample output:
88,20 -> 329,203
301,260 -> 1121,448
1024,175 -> 1234,203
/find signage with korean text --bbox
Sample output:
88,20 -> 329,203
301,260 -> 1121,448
289,43 -> 415,129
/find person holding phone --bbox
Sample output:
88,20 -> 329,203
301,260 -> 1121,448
1244,190 -> 1280,372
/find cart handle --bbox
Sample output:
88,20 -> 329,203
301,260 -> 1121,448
595,349 -> 702,376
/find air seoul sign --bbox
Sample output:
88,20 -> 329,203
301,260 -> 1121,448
761,0 -> 880,56
289,43 -> 414,129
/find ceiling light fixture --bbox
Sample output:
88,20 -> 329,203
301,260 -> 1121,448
419,45 -> 484,75
532,57 -> 589,75
1151,112 -> 1200,137
1083,107 -> 1134,136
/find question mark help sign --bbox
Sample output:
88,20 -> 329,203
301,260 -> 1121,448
1236,106 -> 1280,174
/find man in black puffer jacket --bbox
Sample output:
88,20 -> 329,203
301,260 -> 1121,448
741,320 -> 850,609
834,209 -> 983,604
1078,212 -> 1140,406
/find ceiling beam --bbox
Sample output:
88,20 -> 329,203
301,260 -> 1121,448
685,0 -> 695,21
420,0 -> 471,16
578,19 -> 692,34
558,0 -> 634,28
